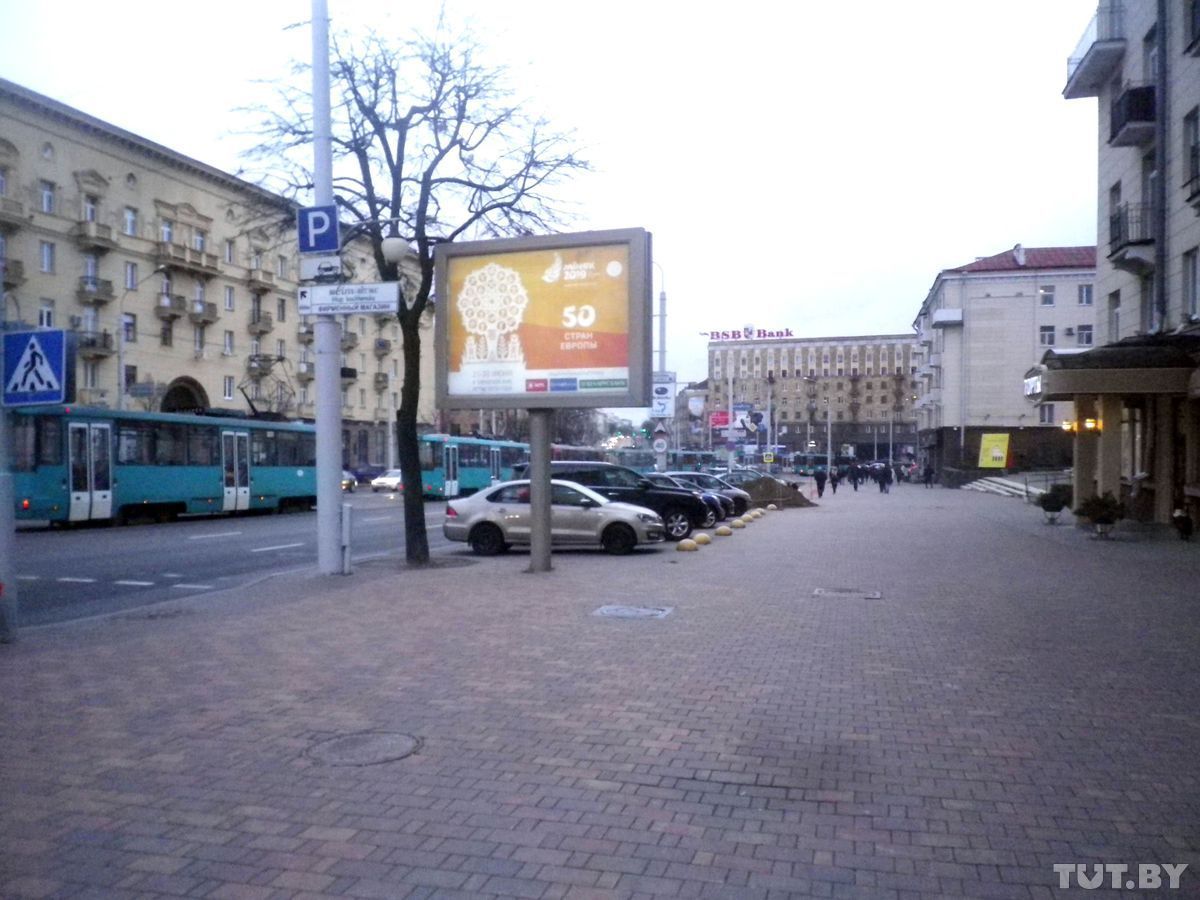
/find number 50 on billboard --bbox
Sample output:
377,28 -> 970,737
434,228 -> 652,410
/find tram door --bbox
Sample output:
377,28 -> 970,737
489,447 -> 503,485
221,431 -> 251,512
67,422 -> 113,522
442,444 -> 460,497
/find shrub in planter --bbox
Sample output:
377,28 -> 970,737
1074,491 -> 1126,525
1038,483 -> 1073,513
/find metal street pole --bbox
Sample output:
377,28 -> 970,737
312,0 -> 344,575
825,401 -> 832,471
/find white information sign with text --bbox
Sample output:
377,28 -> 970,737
298,282 -> 400,315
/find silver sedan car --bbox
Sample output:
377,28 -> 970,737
443,479 -> 665,555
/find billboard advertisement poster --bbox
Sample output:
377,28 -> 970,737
709,410 -> 730,428
977,433 -> 1010,468
435,229 -> 651,410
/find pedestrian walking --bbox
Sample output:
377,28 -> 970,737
830,468 -> 840,494
923,462 -> 935,488
814,466 -> 827,499
882,464 -> 893,494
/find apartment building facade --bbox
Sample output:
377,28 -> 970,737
0,78 -> 435,471
706,331 -> 919,461
1042,1 -> 1200,524
912,245 -> 1096,476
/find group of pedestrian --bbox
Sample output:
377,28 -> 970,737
811,460 -> 936,499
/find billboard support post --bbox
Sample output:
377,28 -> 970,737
527,409 -> 553,573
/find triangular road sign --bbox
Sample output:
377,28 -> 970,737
5,334 -> 61,395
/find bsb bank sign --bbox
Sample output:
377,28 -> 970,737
704,324 -> 795,341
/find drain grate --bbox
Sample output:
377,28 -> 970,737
594,605 -> 674,619
813,588 -> 882,600
307,731 -> 420,766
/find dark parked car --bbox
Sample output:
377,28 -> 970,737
665,470 -> 751,516
512,461 -> 709,540
643,472 -> 730,526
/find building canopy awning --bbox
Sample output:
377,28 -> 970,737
1037,334 -> 1200,400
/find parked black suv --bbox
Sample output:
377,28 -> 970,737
511,461 -> 709,540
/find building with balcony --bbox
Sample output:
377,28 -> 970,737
0,77 -> 435,471
1039,2 -> 1200,525
913,246 -> 1096,479
705,331 -> 920,463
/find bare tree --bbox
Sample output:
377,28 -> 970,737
246,24 -> 588,563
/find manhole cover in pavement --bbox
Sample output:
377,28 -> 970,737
593,605 -> 674,619
813,588 -> 882,599
307,731 -> 420,766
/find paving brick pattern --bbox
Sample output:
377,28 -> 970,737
2,486 -> 1198,898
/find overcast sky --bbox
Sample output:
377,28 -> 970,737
1,0 -> 1100,409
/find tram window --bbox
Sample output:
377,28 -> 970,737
117,421 -> 155,465
154,423 -> 187,465
11,417 -> 36,471
187,425 -> 217,466
299,433 -> 316,467
251,431 -> 276,466
501,446 -> 524,466
418,440 -> 438,471
275,431 -> 300,466
37,416 -> 63,465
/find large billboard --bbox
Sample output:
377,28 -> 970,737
435,229 -> 652,409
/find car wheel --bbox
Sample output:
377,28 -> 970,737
601,523 -> 637,555
733,499 -> 748,516
701,506 -> 718,529
662,507 -> 692,541
469,523 -> 506,556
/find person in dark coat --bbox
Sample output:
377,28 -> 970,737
829,467 -> 840,494
923,463 -> 935,488
813,466 -> 827,498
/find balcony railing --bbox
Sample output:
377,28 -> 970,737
1109,84 -> 1155,146
154,293 -> 187,320
248,311 -> 274,335
156,241 -> 221,277
0,197 -> 26,229
296,361 -> 315,382
340,331 -> 359,351
340,366 -> 358,386
246,355 -> 274,378
76,276 -> 115,304
1108,202 -> 1154,252
373,338 -> 392,357
247,267 -> 275,293
71,220 -> 118,252
187,300 -> 219,324
373,372 -> 389,391
77,330 -> 115,359
1064,3 -> 1126,99
1,257 -> 25,288
297,322 -> 314,344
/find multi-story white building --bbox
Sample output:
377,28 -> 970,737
0,78 -> 435,472
1041,2 -> 1200,524
912,245 -> 1097,476
705,331 -> 920,462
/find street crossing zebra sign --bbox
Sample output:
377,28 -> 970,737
3,329 -> 73,406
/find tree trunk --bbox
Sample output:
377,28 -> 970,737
398,313 -> 430,564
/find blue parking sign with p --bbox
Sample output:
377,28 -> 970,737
297,204 -> 340,254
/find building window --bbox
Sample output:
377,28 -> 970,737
122,313 -> 137,343
223,330 -> 234,354
276,339 -> 285,358
1077,324 -> 1094,346
1039,285 -> 1055,306
223,376 -> 234,401
277,297 -> 286,322
194,326 -> 206,352
39,241 -> 55,273
161,219 -> 174,243
224,285 -> 235,310
277,255 -> 287,278
1039,325 -> 1056,346
160,320 -> 173,347
1078,284 -> 1093,306
1039,403 -> 1056,425
82,361 -> 97,389
124,261 -> 138,290
1108,291 -> 1121,341
194,282 -> 205,303
224,239 -> 235,264
0,167 -> 6,195
251,250 -> 262,270
83,194 -> 98,222
38,302 -> 54,328
193,230 -> 206,252
1185,108 -> 1199,191
124,365 -> 137,390
39,180 -> 55,214
123,207 -> 138,236
82,253 -> 98,279
1183,247 -> 1198,321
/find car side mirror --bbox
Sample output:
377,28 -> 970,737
579,498 -> 599,509
637,478 -> 654,489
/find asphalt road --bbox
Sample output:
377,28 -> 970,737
13,492 -> 452,627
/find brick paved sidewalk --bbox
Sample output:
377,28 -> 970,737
1,486 -> 1198,899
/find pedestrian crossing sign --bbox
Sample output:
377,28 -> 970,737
3,329 -> 73,407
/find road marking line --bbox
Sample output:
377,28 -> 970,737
58,577 -> 97,583
187,532 -> 242,540
250,543 -> 305,553
360,516 -> 395,523
114,580 -> 155,587
172,584 -> 212,590
17,575 -> 40,581
162,573 -> 183,579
